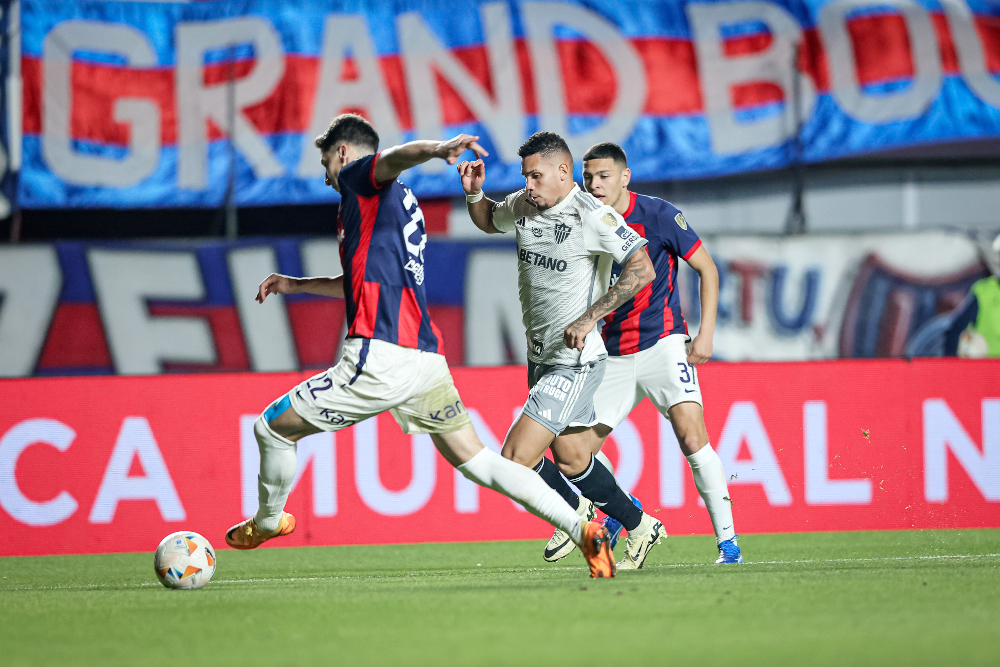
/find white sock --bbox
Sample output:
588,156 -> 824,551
459,449 -> 584,544
253,416 -> 297,533
686,444 -> 736,543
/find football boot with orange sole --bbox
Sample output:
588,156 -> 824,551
225,512 -> 296,550
580,521 -> 616,578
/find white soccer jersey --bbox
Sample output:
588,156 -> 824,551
492,184 -> 647,366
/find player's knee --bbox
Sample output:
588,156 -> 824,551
254,414 -> 295,451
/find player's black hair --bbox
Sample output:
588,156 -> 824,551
314,113 -> 379,154
583,142 -> 627,169
517,131 -> 573,163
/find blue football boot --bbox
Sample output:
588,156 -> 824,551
601,494 -> 642,550
716,535 -> 743,563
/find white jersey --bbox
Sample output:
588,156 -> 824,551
492,184 -> 647,366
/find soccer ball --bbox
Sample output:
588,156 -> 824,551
153,531 -> 217,590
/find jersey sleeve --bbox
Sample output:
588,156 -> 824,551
491,189 -> 528,233
582,204 -> 647,264
659,203 -> 702,260
337,152 -> 387,198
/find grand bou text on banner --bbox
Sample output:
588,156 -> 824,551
16,0 -> 1000,207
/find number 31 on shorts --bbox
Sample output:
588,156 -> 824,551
677,362 -> 697,385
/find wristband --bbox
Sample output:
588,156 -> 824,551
466,190 -> 484,203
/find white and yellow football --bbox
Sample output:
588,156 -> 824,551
153,532 -> 217,590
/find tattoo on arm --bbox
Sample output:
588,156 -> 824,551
579,255 -> 648,323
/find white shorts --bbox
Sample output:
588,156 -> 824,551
593,334 -> 703,428
275,338 -> 472,435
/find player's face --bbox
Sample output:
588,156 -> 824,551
583,158 -> 630,210
521,153 -> 571,210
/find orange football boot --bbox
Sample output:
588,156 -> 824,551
225,512 -> 296,550
580,520 -> 616,578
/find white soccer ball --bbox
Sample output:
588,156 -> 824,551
153,531 -> 217,590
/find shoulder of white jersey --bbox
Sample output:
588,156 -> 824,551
503,189 -> 537,218
572,188 -> 604,214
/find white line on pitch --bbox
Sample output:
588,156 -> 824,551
2,552 -> 998,592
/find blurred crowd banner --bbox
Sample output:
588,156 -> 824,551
0,360 -> 997,557
14,0 -> 1000,207
0,230 -> 990,378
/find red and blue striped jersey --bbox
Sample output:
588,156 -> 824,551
336,153 -> 443,354
601,192 -> 702,356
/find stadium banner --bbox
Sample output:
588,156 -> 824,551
0,359 -> 997,557
17,0 -> 1000,208
0,231 -> 988,378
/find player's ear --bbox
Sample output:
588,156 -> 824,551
621,167 -> 631,188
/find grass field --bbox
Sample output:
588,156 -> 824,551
2,529 -> 998,666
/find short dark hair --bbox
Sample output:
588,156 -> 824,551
314,113 -> 379,154
518,131 -> 572,162
583,142 -> 627,169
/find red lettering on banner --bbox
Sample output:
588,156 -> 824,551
0,359 -> 998,557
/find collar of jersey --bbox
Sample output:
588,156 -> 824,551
536,183 -> 579,217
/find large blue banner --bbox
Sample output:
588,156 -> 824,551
17,0 -> 1000,208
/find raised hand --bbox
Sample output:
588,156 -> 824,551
457,159 -> 486,194
256,273 -> 299,304
435,134 -> 489,165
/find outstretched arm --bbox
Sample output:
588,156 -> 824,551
373,134 -> 488,185
256,273 -> 344,303
457,159 -> 502,234
564,250 -> 656,350
684,245 -> 718,364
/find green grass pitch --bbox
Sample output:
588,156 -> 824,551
2,529 -> 998,666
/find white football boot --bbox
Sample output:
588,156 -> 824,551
543,497 -> 595,562
616,514 -> 666,570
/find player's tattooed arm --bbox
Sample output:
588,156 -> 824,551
564,250 -> 656,350
256,273 -> 344,303
684,245 -> 719,364
457,159 -> 503,234
375,135 -> 489,184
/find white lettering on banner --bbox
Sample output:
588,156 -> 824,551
659,415 -> 686,507
42,21 -> 161,187
604,418 -> 643,496
803,401 -> 872,505
176,17 -> 285,189
354,418 -> 436,516
227,247 -> 298,372
520,2 -> 647,158
924,399 -> 1000,502
940,0 -> 1000,109
820,0 -> 941,122
296,15 -> 402,177
239,415 -> 336,519
454,408 -> 521,513
88,250 -> 215,374
398,3 -> 523,172
0,247 -> 61,378
687,1 -> 816,155
465,251 -> 527,365
89,417 -> 185,523
715,401 -> 792,505
0,419 -> 78,527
